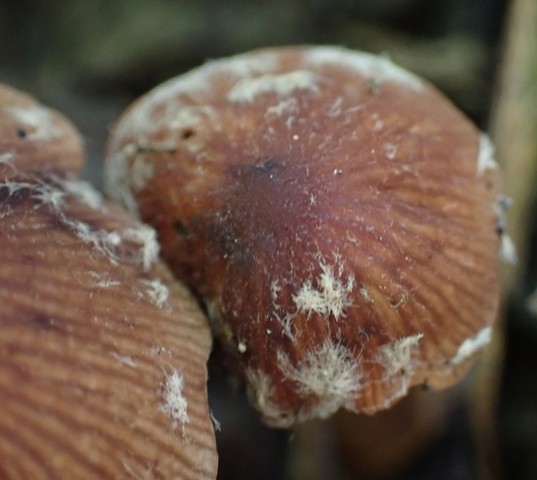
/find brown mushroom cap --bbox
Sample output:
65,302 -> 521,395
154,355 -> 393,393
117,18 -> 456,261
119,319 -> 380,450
0,87 -> 217,478
105,46 -> 501,427
0,84 -> 84,177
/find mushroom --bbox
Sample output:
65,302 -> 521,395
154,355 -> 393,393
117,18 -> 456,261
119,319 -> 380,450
0,84 -> 84,176
105,46 -> 501,428
0,85 -> 218,479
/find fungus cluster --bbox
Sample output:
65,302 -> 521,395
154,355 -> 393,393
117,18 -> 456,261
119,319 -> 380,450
0,44 -> 504,479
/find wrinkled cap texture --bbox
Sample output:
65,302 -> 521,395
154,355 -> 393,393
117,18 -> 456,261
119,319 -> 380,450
0,86 -> 218,478
105,46 -> 501,428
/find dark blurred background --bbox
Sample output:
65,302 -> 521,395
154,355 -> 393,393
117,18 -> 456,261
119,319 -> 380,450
1,1 -> 536,479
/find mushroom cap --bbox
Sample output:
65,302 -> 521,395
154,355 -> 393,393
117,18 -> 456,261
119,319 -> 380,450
0,87 -> 218,478
105,46 -> 501,427
0,83 -> 84,177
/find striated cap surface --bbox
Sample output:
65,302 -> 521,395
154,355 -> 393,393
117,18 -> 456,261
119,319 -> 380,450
0,85 -> 218,477
105,46 -> 501,427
